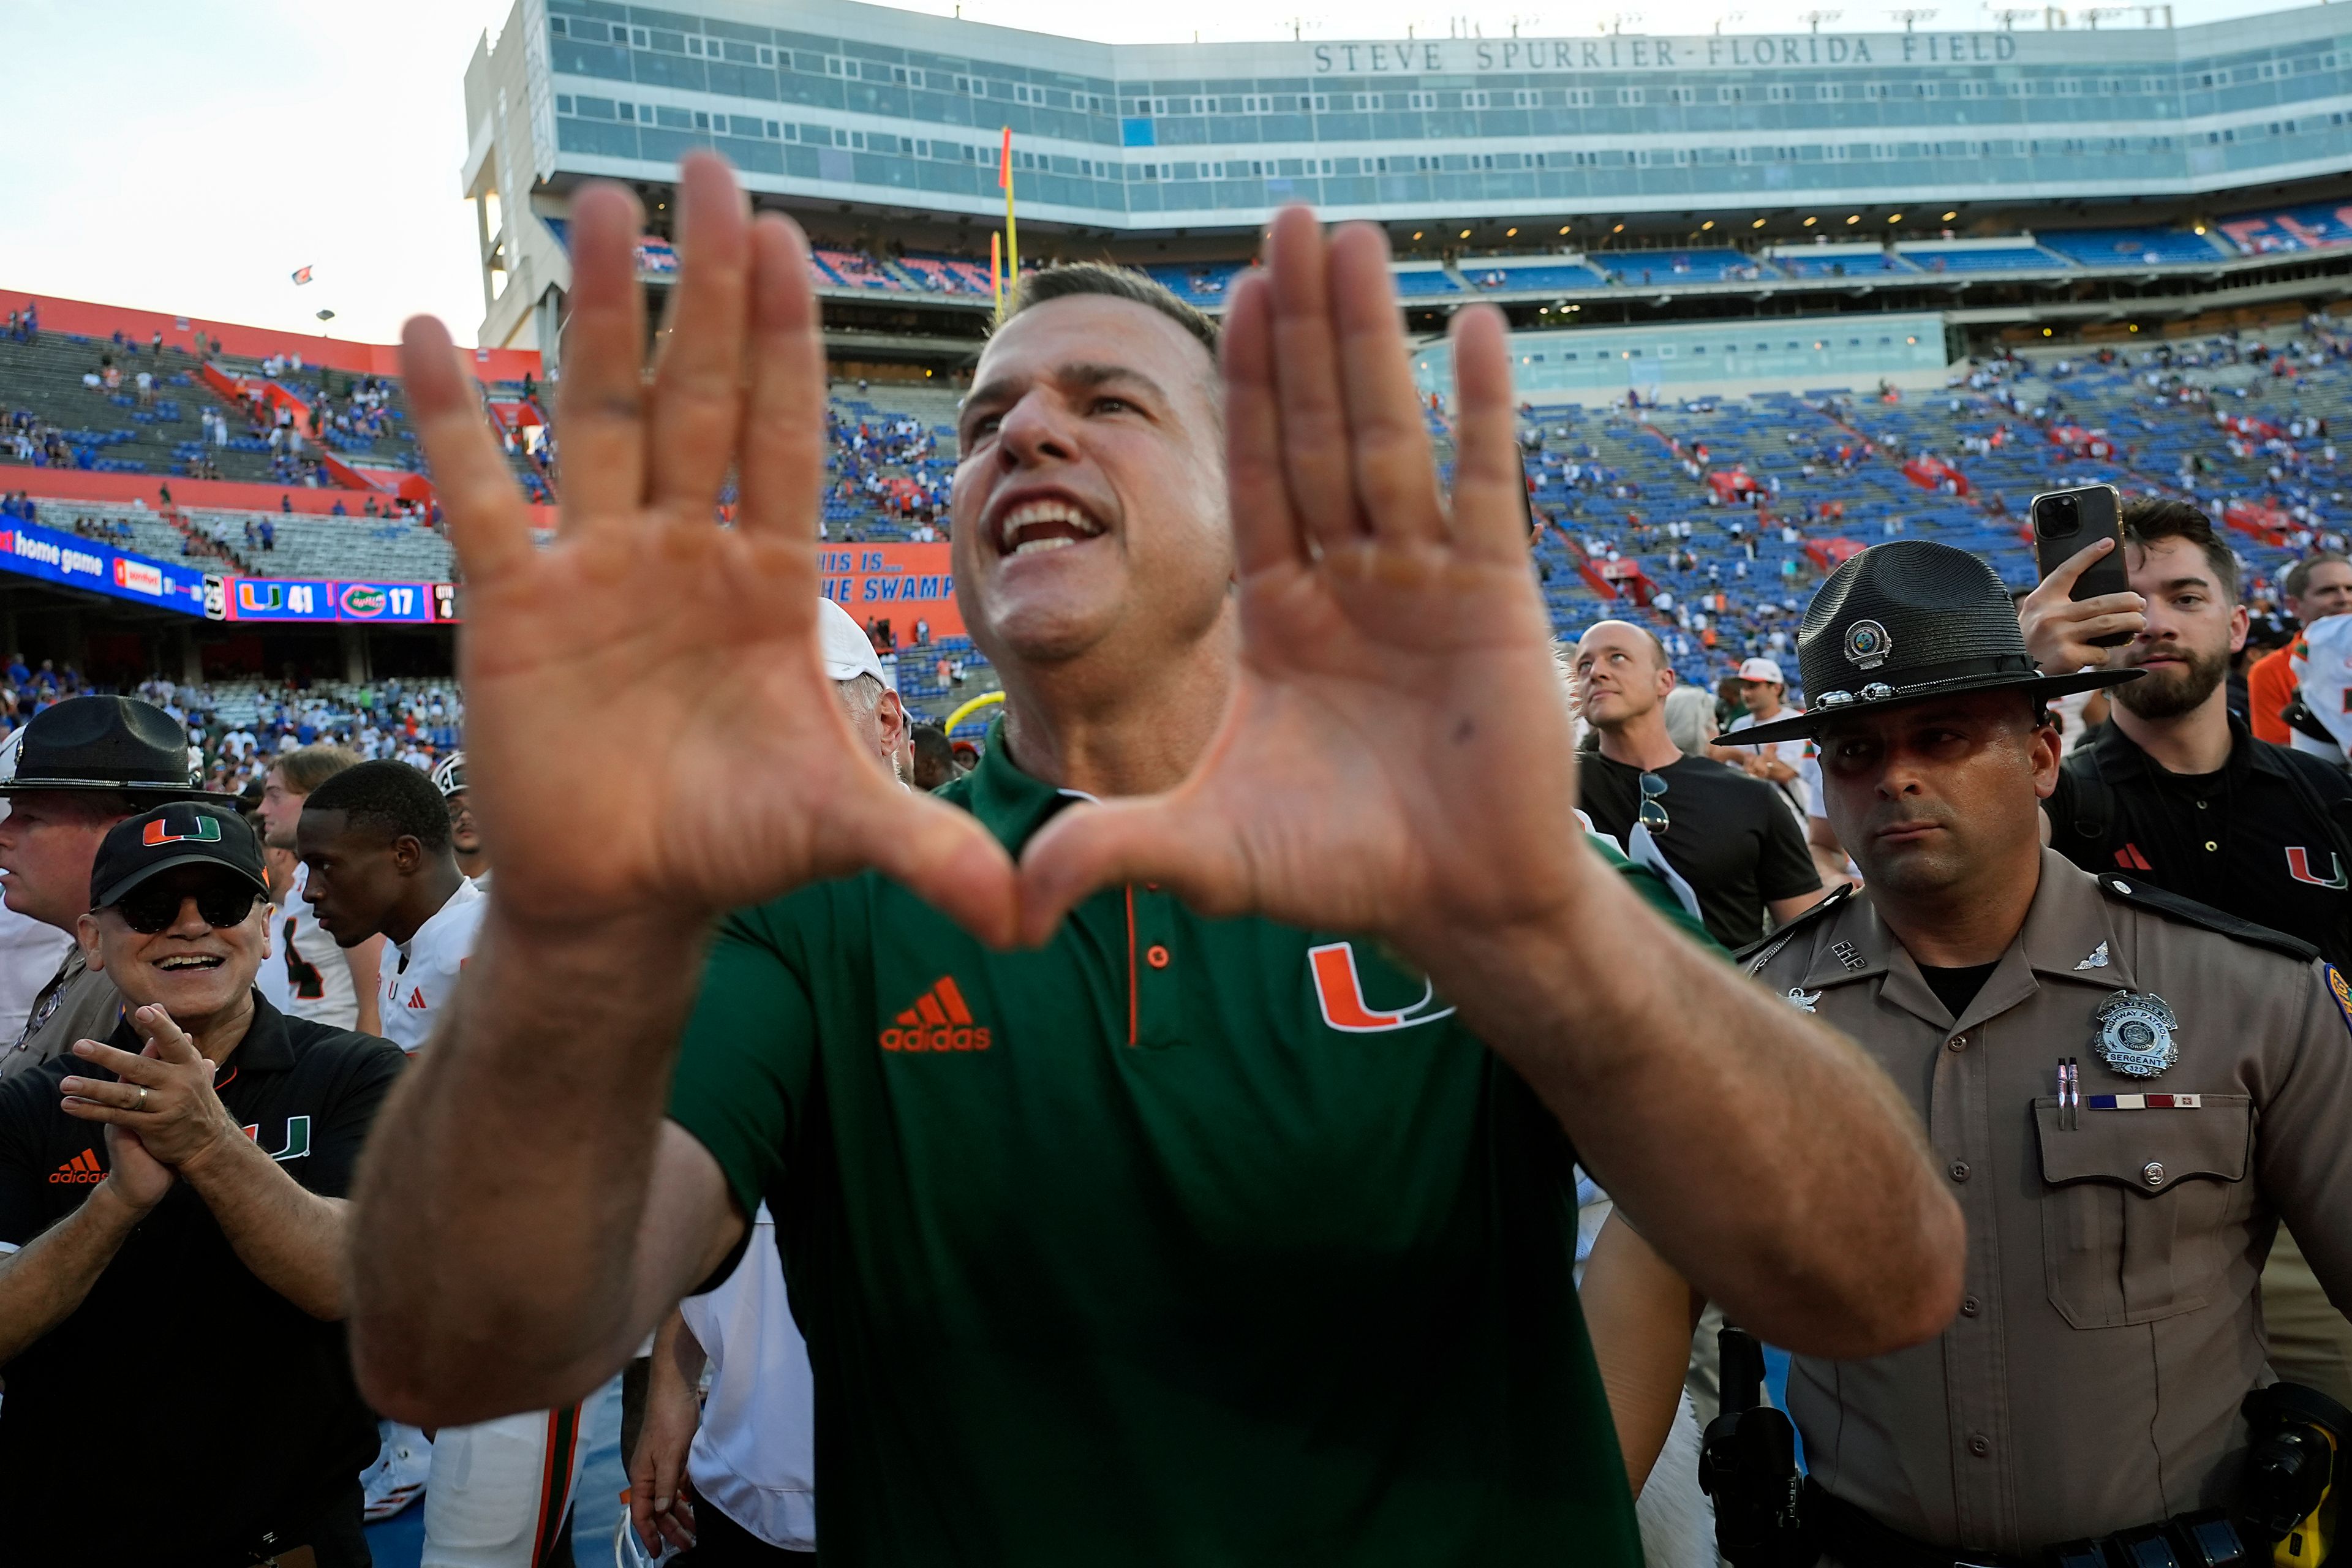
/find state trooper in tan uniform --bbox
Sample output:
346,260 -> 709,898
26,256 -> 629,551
1731,541 -> 2352,1566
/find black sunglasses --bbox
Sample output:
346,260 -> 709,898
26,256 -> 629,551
1637,772 -> 1670,836
111,880 -> 263,936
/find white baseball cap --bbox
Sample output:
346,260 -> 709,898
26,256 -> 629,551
817,597 -> 886,684
1737,657 -> 1786,684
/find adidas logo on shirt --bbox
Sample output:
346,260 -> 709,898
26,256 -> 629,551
48,1149 -> 103,1185
880,976 -> 991,1054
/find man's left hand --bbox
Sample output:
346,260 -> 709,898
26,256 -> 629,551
1016,207 -> 1596,952
60,1005 -> 238,1173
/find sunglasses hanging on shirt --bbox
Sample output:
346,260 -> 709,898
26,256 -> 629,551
1638,772 -> 1671,837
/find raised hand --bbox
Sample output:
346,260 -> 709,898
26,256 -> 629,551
2018,537 -> 2146,673
400,154 -> 1016,943
1016,209 -> 1597,951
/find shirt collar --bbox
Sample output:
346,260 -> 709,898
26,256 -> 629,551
952,717 -> 1085,854
2093,706 -> 2275,784
105,988 -> 295,1074
1803,849 -> 2136,1030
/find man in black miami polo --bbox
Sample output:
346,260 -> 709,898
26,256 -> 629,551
0,802 -> 405,1566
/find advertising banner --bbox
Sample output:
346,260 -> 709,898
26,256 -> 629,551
816,543 -> 962,638
203,576 -> 457,624
0,524 -> 209,616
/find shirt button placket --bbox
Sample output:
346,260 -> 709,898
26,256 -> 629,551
1131,886 -> 1183,1050
1932,1013 -> 2005,1545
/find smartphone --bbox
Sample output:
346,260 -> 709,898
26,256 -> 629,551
2030,484 -> 2133,647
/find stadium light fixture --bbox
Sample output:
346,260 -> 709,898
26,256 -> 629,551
1803,216 -> 1819,227
2193,222 -> 2207,234
1941,210 -> 1957,220
1412,230 -> 1423,239
1700,219 -> 1715,230
2042,327 -> 2054,336
1558,224 -> 1572,234
1845,214 -> 1861,224
1612,222 -> 1625,233
1751,217 -> 1767,228
1460,228 -> 1472,238
1507,227 -> 1519,237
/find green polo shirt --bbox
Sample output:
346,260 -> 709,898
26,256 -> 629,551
670,728 -> 1719,1566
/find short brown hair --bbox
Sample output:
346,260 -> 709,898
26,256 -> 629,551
2120,496 -> 2239,600
2285,551 -> 2350,602
270,744 -> 361,798
1006,263 -> 1220,358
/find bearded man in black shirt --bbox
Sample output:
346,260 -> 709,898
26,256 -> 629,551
1574,620 -> 1825,950
2021,496 -> 2352,1412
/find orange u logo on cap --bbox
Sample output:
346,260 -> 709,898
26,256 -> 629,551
143,815 -> 222,847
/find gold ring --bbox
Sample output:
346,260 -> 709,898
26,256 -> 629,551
135,1085 -> 148,1109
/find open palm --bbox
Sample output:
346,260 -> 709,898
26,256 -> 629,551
401,156 -> 1016,942
1019,212 -> 1593,951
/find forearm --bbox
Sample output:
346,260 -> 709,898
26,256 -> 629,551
0,1183 -> 143,1363
1580,1212 -> 1702,1496
650,1308 -> 706,1411
347,906 -> 715,1419
1409,859 -> 1962,1358
180,1134 -> 349,1319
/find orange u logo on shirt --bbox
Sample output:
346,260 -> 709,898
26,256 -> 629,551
1308,943 -> 1456,1033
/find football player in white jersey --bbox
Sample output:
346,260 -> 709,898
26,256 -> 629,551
298,759 -> 595,1566
252,747 -> 383,1036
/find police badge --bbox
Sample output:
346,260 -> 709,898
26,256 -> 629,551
2093,991 -> 2179,1079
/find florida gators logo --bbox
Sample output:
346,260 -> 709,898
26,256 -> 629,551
1307,943 -> 1456,1033
2286,847 -> 2349,889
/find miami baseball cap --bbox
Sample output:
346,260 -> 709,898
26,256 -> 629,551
818,597 -> 886,684
89,802 -> 269,910
1737,657 -> 1786,684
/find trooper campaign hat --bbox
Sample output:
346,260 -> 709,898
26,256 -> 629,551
0,695 -> 236,801
1731,540 -> 2142,745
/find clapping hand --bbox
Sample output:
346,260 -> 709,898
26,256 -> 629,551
60,1004 -> 234,1205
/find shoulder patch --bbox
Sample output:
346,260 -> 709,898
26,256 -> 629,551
2094,873 -> 2321,965
2327,965 -> 2352,1038
1734,883 -> 1857,971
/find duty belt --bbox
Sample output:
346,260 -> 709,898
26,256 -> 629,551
1806,1482 -> 2261,1568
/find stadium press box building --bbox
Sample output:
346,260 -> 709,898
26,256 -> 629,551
459,0 -> 2352,377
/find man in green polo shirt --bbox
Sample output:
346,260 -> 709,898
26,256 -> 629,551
350,154 -> 1964,1566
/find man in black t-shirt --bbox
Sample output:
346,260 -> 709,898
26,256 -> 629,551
1574,621 -> 1824,949
0,802 -> 404,1566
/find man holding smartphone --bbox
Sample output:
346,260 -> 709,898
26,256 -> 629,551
2022,494 -> 2352,1409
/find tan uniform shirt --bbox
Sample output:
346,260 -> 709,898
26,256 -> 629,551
1747,850 -> 2352,1551
0,948 -> 125,1082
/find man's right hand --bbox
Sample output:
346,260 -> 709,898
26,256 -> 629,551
398,154 -> 1017,944
2019,537 -> 2146,674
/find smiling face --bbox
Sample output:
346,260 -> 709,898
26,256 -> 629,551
950,294 -> 1233,676
1816,691 -> 2057,900
2288,558 -> 2352,623
77,866 -> 266,1027
2114,537 -> 2247,722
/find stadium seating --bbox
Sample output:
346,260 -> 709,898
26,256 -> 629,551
1895,242 -> 2070,274
1461,258 -> 1610,293
1593,251 -> 1775,285
0,333 -> 278,482
2037,227 -> 2231,268
811,248 -> 905,291
898,254 -> 995,296
1391,263 -> 1464,297
1144,263 -> 1249,307
1770,247 -> 1918,280
2215,197 -> 2352,256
